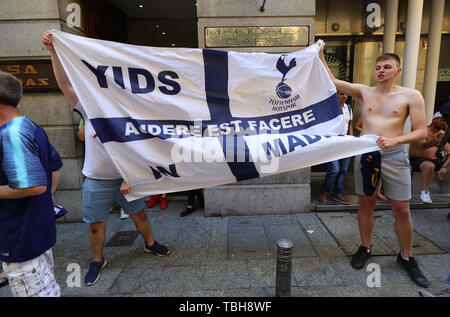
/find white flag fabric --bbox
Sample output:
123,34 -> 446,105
52,30 -> 379,201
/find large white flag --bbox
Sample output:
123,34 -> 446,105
52,30 -> 379,200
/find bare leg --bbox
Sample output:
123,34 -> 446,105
390,200 -> 413,258
130,209 -> 155,246
357,195 -> 377,248
89,221 -> 107,262
419,161 -> 435,191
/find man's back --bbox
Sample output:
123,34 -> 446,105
0,116 -> 56,263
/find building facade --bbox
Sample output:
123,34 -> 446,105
0,0 -> 448,221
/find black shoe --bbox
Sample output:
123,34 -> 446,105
144,241 -> 171,256
397,253 -> 429,288
0,275 -> 8,288
84,257 -> 107,286
418,288 -> 450,297
351,245 -> 372,270
180,206 -> 195,217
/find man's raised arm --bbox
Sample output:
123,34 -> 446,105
42,30 -> 78,108
319,43 -> 363,101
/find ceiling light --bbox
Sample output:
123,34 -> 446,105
162,32 -> 166,35
139,4 -> 143,8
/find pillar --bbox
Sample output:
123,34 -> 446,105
401,0 -> 423,140
402,0 -> 424,89
423,0 -> 445,123
383,0 -> 399,54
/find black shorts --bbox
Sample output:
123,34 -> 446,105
409,156 -> 444,172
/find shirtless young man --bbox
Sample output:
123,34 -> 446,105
319,44 -> 430,288
409,112 -> 449,203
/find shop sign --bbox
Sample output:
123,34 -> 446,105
438,69 -> 450,82
0,60 -> 59,92
205,26 -> 310,48
364,1 -> 382,33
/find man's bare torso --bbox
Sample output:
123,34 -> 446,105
358,85 -> 413,138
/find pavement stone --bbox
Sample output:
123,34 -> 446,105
0,201 -> 448,298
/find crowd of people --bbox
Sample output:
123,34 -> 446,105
0,30 -> 448,297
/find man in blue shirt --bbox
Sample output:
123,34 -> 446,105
0,71 -> 62,297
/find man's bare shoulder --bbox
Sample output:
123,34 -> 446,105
396,86 -> 423,99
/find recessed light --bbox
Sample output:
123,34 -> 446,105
162,32 -> 166,35
171,43 -> 175,46
139,4 -> 143,8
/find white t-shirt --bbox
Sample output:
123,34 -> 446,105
74,102 -> 121,180
341,103 -> 352,135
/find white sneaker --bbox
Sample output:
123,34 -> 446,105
420,190 -> 432,204
120,209 -> 130,220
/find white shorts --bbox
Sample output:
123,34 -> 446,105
2,249 -> 60,297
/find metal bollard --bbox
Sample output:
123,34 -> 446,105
275,239 -> 293,297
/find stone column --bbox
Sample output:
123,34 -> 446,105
401,0 -> 423,141
401,0 -> 423,89
423,0 -> 445,123
197,0 -> 315,216
383,0 -> 399,54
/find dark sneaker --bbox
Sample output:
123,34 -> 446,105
397,254 -> 429,288
351,246 -> 372,270
180,206 -> 195,217
144,241 -> 171,256
0,275 -> 8,288
419,288 -> 450,297
85,257 -> 107,286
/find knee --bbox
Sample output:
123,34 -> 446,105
420,161 -> 435,172
393,207 -> 411,221
359,196 -> 377,210
89,222 -> 106,234
328,166 -> 340,176
130,209 -> 147,222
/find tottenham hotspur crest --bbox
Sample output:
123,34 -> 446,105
275,55 -> 296,99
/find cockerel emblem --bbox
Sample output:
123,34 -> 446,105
275,55 -> 296,99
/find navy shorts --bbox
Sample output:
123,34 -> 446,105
409,157 -> 444,172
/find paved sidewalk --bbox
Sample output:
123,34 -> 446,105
1,202 -> 448,297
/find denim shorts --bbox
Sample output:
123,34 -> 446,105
82,178 -> 145,223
